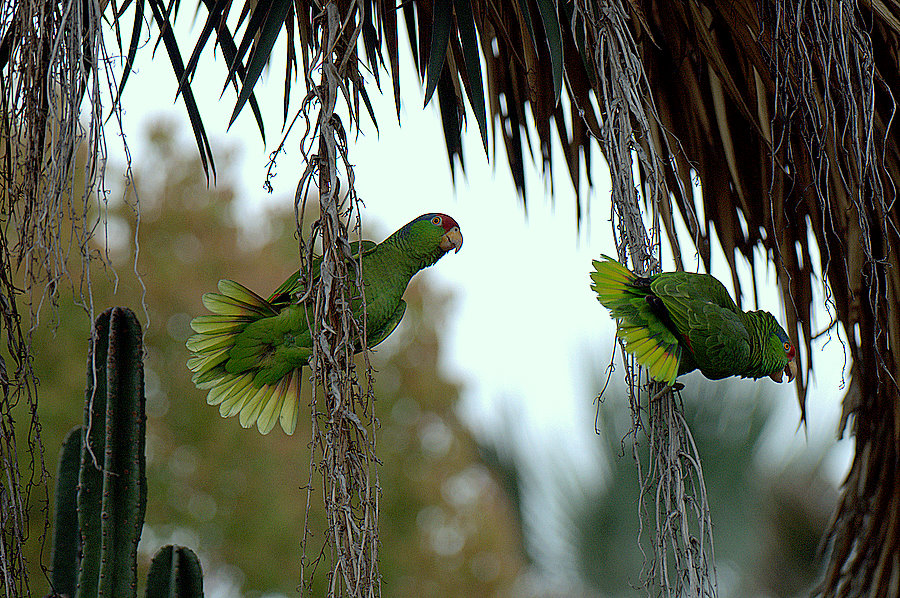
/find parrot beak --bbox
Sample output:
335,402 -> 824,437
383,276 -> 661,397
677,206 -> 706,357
440,227 -> 463,254
785,358 -> 797,383
769,359 -> 797,383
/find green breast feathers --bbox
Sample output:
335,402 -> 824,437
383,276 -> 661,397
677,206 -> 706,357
186,214 -> 462,434
590,255 -> 797,386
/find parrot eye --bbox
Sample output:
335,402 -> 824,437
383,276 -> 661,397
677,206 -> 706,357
431,215 -> 442,226
783,341 -> 794,358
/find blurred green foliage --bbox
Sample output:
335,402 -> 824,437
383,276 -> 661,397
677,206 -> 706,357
574,380 -> 834,597
20,117 -> 834,598
26,120 -> 524,596
476,375 -> 835,597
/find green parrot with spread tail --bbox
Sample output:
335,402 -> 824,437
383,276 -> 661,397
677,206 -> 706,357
590,255 -> 797,386
187,213 -> 463,434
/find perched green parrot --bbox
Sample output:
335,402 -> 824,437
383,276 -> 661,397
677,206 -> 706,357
590,255 -> 797,386
187,213 -> 463,434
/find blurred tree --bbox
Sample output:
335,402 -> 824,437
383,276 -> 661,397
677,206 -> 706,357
573,380 -> 835,598
27,119 -> 525,596
481,372 -> 836,598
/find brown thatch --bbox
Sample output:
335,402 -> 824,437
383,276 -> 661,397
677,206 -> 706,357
3,0 -> 899,595
82,0 -> 900,594
601,3 -> 900,596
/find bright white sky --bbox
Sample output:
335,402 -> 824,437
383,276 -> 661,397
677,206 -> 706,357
110,17 -> 616,453
107,13 -> 852,524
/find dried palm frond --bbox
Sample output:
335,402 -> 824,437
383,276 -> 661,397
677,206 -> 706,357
0,0 -> 121,593
292,3 -> 380,594
612,3 -> 900,595
92,0 -> 900,595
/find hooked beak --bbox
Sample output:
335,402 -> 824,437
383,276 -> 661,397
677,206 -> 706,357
769,358 -> 797,383
440,227 -> 463,254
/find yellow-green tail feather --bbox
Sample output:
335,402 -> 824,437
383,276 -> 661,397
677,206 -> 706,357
619,323 -> 681,385
589,255 -> 636,310
187,279 -> 301,434
591,256 -> 682,386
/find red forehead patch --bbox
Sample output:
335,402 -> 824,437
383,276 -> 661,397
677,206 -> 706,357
434,213 -> 459,231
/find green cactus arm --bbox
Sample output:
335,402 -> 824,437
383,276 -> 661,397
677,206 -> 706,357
98,307 -> 147,597
145,545 -> 204,598
76,307 -> 147,598
75,311 -> 109,598
50,426 -> 84,596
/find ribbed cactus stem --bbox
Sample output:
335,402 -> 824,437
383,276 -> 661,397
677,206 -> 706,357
145,545 -> 205,598
50,426 -> 83,597
50,306 -> 204,598
76,307 -> 147,598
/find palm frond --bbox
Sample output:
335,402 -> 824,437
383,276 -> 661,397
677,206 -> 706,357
103,0 -> 900,594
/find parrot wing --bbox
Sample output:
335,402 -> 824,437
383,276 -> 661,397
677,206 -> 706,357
615,303 -> 682,386
651,275 -> 751,380
268,240 -> 377,306
677,301 -> 751,379
652,270 -> 739,313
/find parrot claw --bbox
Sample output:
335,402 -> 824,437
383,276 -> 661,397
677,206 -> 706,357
650,382 -> 682,402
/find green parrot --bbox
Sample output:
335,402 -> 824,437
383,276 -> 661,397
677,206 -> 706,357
187,213 -> 463,434
590,255 -> 797,386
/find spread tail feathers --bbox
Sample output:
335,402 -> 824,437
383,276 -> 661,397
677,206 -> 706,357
589,255 -> 637,311
617,323 -> 680,386
591,256 -> 681,386
187,280 -> 301,434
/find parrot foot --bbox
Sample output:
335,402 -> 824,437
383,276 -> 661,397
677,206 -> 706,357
650,382 -> 683,402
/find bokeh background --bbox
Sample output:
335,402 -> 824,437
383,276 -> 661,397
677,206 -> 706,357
19,15 -> 854,598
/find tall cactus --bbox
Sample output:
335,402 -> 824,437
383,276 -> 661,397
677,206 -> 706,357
48,307 -> 203,598
77,307 -> 147,598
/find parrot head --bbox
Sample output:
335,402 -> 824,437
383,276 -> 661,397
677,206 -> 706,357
767,322 -> 797,383
401,213 -> 463,258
